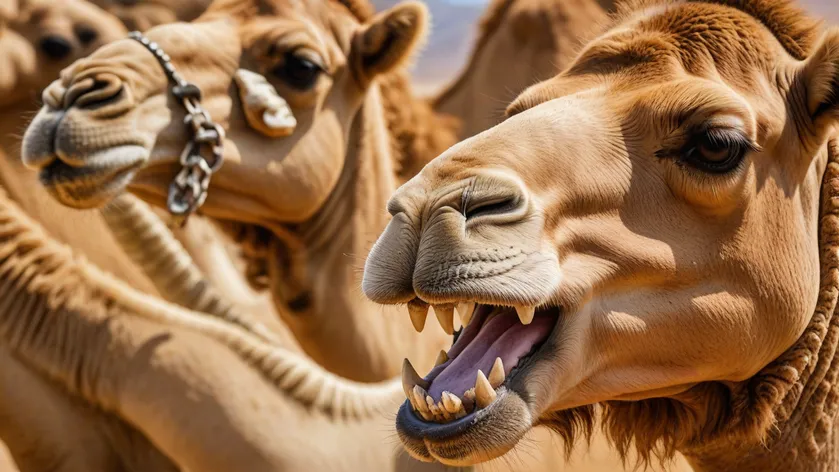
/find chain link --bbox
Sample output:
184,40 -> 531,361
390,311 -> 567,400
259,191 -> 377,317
128,31 -> 225,226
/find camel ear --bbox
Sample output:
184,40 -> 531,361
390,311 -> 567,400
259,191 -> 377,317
802,28 -> 839,123
350,2 -> 428,86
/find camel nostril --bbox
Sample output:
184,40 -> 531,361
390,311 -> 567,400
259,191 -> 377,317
463,196 -> 520,221
461,177 -> 528,224
39,35 -> 73,60
65,75 -> 126,110
75,26 -> 98,46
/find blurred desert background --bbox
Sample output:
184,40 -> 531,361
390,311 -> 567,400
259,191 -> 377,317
387,0 -> 839,94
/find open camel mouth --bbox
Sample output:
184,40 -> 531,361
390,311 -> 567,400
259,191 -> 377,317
399,302 -> 559,462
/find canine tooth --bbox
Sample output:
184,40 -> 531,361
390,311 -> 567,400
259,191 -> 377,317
475,371 -> 497,409
402,359 -> 429,399
434,350 -> 449,367
407,300 -> 429,332
433,304 -> 455,335
515,305 -> 535,325
457,302 -> 475,326
441,391 -> 463,414
488,357 -> 505,389
462,388 -> 476,412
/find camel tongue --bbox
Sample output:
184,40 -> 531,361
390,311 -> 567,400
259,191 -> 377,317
427,308 -> 555,401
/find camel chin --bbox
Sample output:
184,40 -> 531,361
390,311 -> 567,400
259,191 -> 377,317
38,145 -> 147,209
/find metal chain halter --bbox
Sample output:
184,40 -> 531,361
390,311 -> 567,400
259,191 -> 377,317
128,31 -> 225,226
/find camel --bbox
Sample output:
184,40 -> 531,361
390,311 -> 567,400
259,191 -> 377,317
358,0 -> 839,469
433,0 -> 609,139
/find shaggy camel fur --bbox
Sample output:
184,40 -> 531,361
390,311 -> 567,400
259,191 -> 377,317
362,0 -> 839,469
433,0 -> 609,139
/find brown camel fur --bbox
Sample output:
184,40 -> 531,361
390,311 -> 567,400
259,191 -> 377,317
433,0 -> 609,139
361,0 -> 839,470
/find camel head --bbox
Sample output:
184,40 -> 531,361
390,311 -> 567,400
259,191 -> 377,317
433,0 -> 607,139
363,0 -> 839,466
22,0 -> 429,219
87,0 -> 213,31
1,0 -> 126,107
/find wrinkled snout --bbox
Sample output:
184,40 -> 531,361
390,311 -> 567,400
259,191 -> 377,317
22,67 -> 155,209
363,169 -> 559,308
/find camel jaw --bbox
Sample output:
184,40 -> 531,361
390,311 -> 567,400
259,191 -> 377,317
397,303 -> 562,465
37,145 -> 147,209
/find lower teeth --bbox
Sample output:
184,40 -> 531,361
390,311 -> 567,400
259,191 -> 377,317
402,356 -> 506,424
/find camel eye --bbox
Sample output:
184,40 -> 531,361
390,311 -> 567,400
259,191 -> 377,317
681,128 -> 755,174
272,52 -> 323,91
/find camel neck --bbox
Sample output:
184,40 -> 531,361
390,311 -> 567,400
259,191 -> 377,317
257,83 -> 451,382
683,141 -> 839,472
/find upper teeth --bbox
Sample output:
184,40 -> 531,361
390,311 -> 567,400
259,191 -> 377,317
406,302 -> 537,334
407,299 -> 429,333
433,304 -> 455,335
515,305 -> 535,325
456,302 -> 475,326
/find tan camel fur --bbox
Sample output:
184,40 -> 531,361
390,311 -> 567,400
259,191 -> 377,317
20,0 -> 459,382
433,0 -> 609,139
359,0 -> 839,469
1,0 -> 291,341
0,183 -> 464,471
0,0 -> 157,292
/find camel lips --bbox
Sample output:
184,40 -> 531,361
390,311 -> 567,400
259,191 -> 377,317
402,305 -> 558,424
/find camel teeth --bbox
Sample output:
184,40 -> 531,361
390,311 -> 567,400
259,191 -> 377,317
413,385 -> 431,414
475,370 -> 497,409
457,302 -> 475,326
402,359 -> 429,399
515,305 -> 535,325
441,391 -> 463,414
407,299 -> 429,332
488,357 -> 505,389
434,350 -> 449,367
462,388 -> 476,412
433,304 -> 455,335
